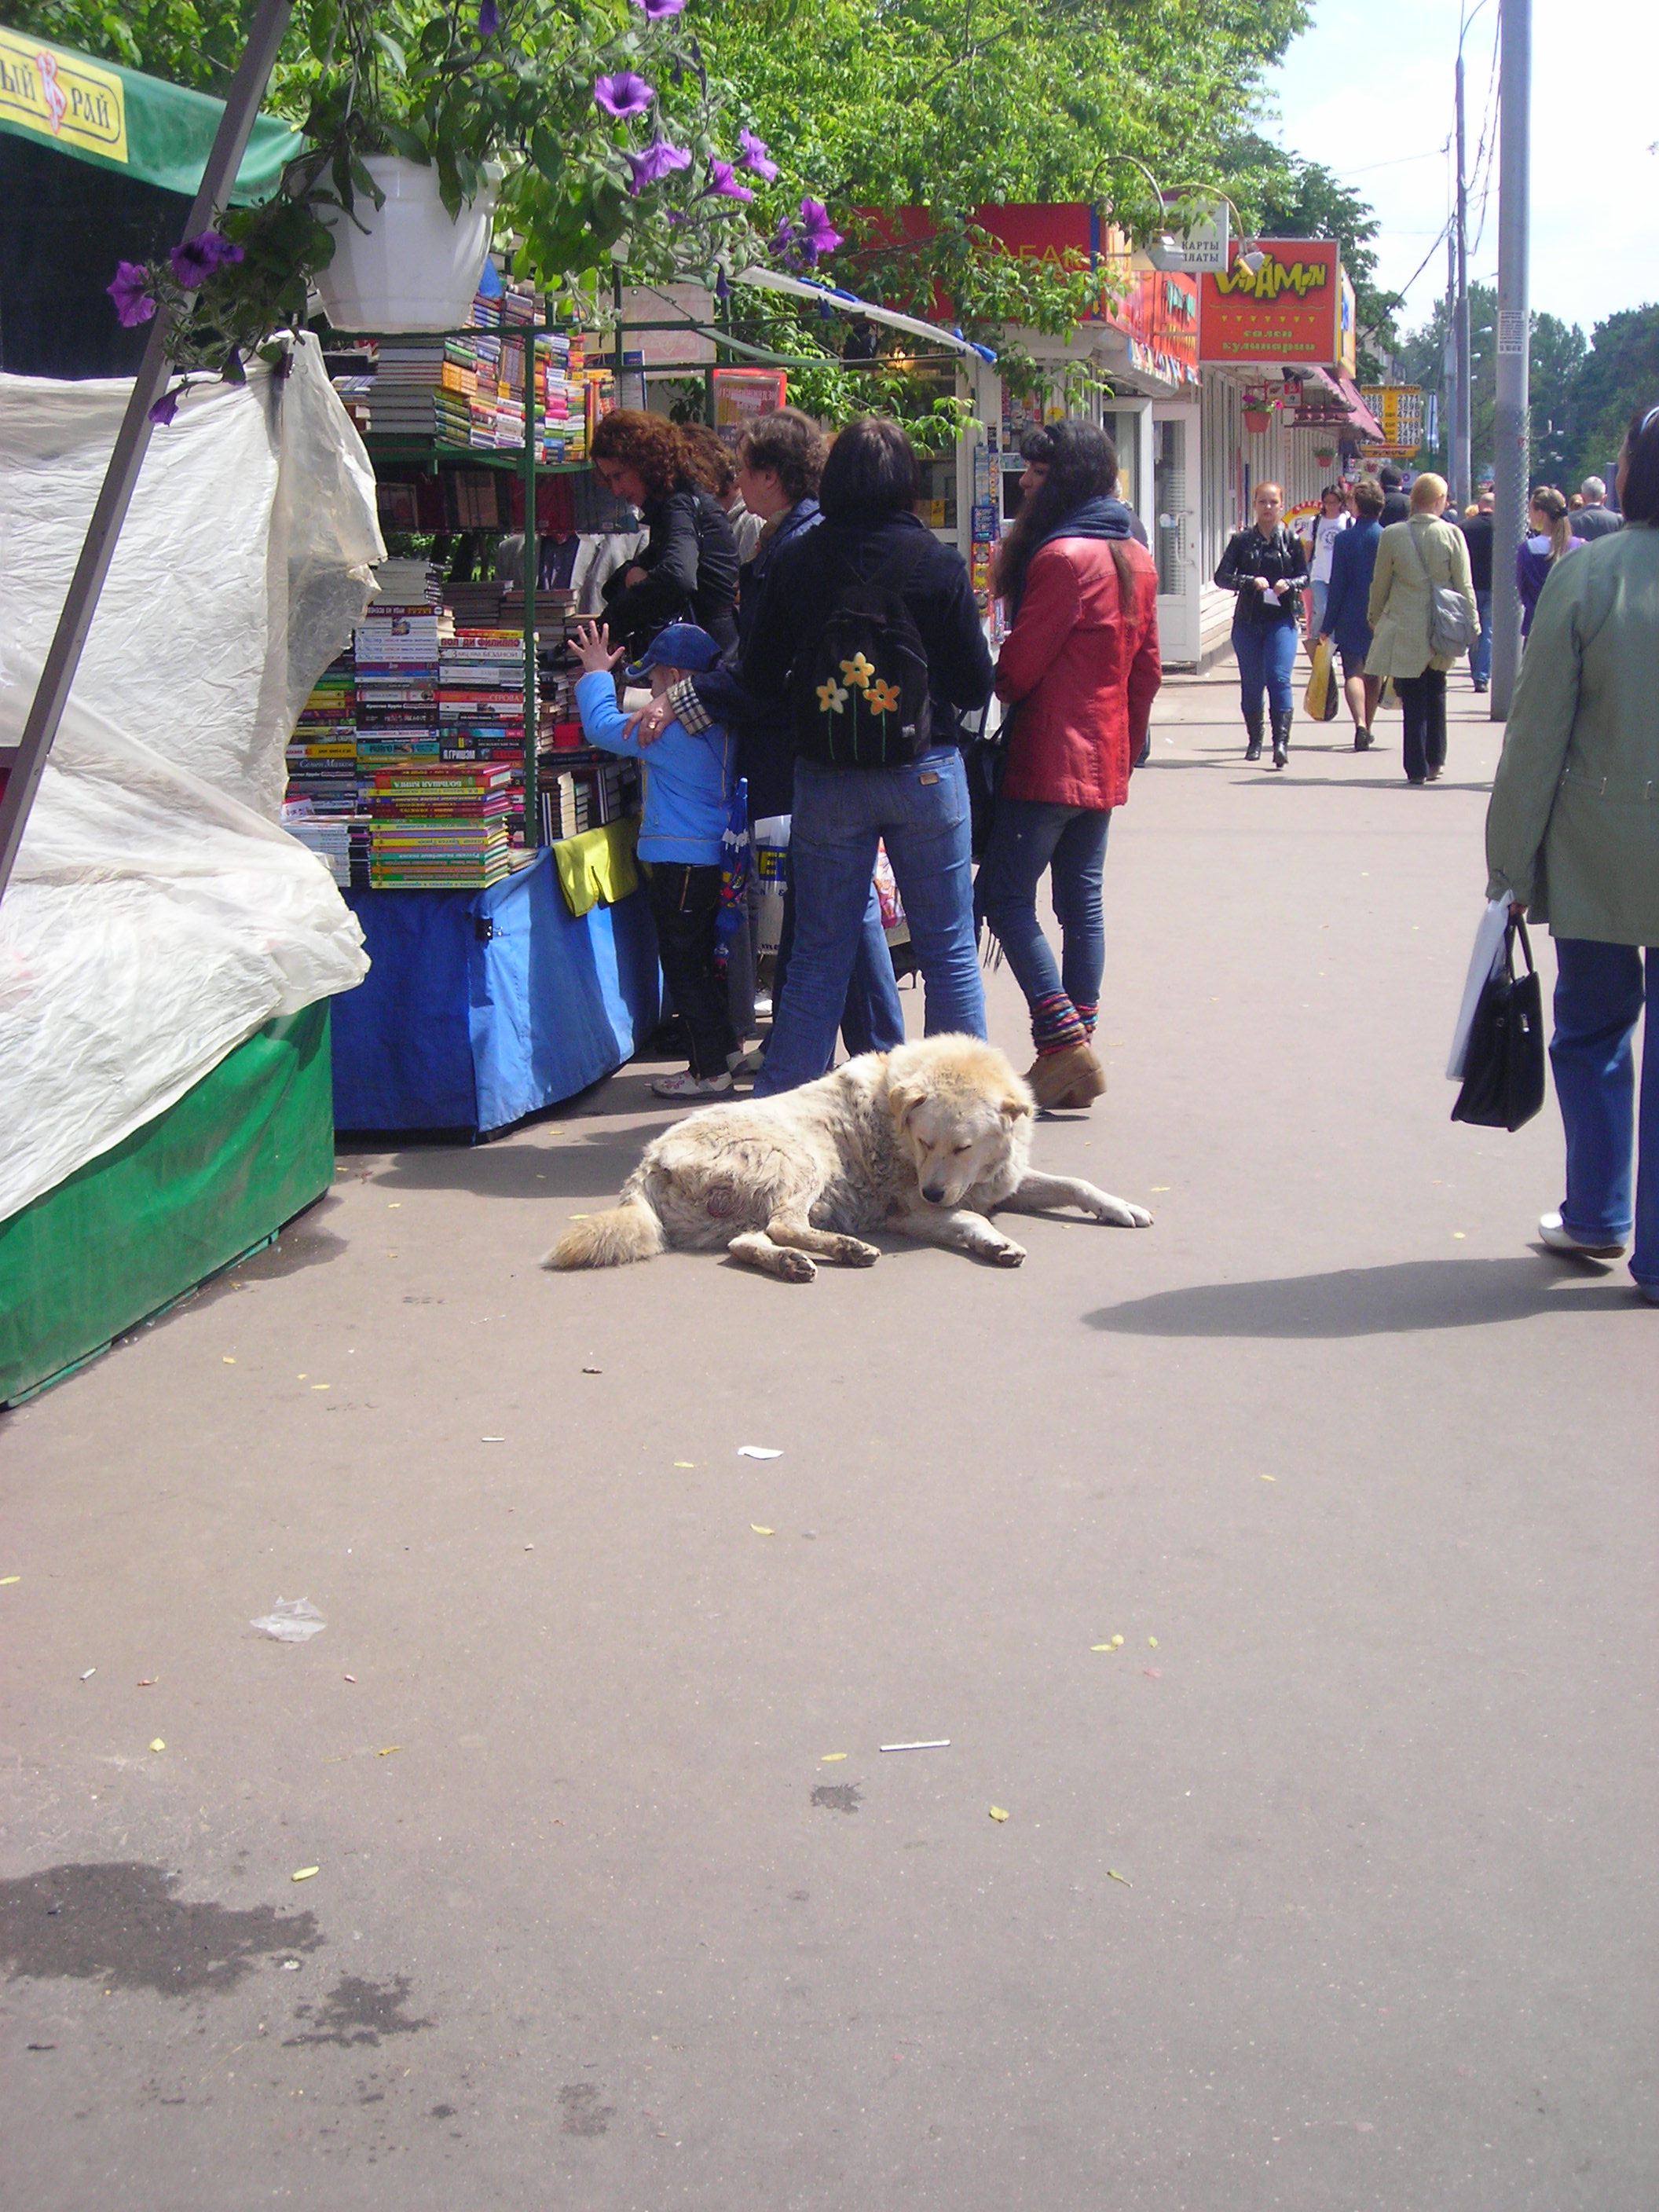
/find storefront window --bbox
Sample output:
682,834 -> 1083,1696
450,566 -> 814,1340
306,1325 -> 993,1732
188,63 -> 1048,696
1152,416 -> 1187,597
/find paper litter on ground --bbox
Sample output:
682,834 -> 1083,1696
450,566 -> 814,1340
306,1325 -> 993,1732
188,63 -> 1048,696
251,1598 -> 326,1643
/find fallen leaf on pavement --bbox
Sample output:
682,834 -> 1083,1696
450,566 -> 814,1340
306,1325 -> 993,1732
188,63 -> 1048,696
750,1524 -> 775,1536
148,1738 -> 165,1752
291,1867 -> 320,1882
820,1752 -> 847,1762
988,1806 -> 1009,1822
377,1745 -> 399,1757
1107,1869 -> 1132,1887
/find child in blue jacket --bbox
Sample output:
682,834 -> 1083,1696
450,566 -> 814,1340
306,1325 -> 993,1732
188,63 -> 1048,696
572,619 -> 740,1097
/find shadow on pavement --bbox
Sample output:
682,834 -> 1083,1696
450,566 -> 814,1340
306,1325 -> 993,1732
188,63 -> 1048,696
371,1122 -> 678,1201
1084,1255 -> 1634,1338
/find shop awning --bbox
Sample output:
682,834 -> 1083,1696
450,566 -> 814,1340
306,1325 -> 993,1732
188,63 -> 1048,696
0,30 -> 301,201
1320,370 -> 1384,442
737,268 -> 996,365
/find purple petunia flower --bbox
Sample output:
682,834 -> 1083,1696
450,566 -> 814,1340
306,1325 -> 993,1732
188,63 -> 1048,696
593,71 -> 654,119
478,0 -> 500,33
631,0 -> 685,16
625,134 -> 693,195
715,268 -> 731,302
704,159 -> 754,203
738,128 -> 778,182
148,387 -> 181,427
797,198 -> 843,258
169,229 -> 244,287
108,260 -> 157,327
220,346 -> 246,386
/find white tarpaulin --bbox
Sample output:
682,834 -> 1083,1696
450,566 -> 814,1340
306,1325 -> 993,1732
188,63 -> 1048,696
0,335 -> 380,1226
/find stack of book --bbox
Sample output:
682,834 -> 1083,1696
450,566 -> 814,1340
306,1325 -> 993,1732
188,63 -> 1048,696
366,763 -> 515,887
284,650 -> 357,815
438,628 -> 529,833
537,747 -> 639,844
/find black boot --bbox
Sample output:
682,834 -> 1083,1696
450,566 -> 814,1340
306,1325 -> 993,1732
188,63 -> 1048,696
1270,709 -> 1291,770
1244,710 -> 1263,762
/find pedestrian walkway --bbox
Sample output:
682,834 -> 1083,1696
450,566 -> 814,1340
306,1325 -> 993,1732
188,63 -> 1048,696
1,668 -> 1651,2212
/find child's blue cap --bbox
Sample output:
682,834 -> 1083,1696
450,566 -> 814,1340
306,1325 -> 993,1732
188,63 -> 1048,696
624,622 -> 723,681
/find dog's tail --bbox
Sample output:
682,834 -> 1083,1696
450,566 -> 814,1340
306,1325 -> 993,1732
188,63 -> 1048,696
542,1192 -> 666,1271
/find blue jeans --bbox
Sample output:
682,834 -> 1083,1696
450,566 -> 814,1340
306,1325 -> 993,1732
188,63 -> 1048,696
976,800 -> 1111,1046
1551,939 -> 1657,1287
756,747 -> 985,1095
771,875 -> 903,1064
1470,590 -> 1492,686
1309,580 -> 1329,636
1233,618 -> 1298,722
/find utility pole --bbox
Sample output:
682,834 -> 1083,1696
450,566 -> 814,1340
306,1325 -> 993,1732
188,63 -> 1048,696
1454,49 -> 1473,509
1444,227 -> 1459,482
1489,0 -> 1530,719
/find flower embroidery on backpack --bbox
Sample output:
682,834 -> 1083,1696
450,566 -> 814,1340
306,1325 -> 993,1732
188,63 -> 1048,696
815,678 -> 848,713
865,678 -> 901,714
839,652 -> 875,690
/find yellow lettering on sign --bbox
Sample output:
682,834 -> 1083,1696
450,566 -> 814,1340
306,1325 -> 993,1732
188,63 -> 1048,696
0,31 -> 126,163
1214,255 -> 1331,302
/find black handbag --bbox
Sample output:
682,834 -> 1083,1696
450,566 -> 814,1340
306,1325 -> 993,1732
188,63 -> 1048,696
965,701 -> 1015,862
1450,917 -> 1547,1131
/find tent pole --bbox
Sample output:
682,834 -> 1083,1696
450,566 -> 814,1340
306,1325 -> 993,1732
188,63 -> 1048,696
0,0 -> 295,904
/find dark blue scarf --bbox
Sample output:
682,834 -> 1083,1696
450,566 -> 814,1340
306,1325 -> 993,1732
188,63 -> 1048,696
1012,495 -> 1138,614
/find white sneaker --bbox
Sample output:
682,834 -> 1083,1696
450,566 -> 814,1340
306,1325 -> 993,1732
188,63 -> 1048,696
729,1045 -> 767,1077
1538,1211 -> 1626,1259
652,1069 -> 734,1099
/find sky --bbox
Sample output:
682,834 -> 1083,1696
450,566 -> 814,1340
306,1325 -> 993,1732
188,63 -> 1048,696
1265,0 -> 1659,345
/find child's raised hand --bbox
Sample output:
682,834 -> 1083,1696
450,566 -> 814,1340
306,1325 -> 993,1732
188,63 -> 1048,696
572,621 -> 624,676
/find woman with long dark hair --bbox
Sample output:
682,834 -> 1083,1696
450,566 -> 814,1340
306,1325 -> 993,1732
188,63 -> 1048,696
1485,403 -> 1659,1302
977,420 -> 1161,1108
590,410 -> 741,657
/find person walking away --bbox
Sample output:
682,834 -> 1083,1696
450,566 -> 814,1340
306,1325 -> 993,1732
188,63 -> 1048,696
976,420 -> 1161,1111
1364,473 -> 1478,786
571,618 -> 742,1098
1318,474 -> 1386,748
635,408 -> 905,1072
1517,487 -> 1584,639
1306,484 -> 1350,640
1572,474 -> 1622,543
590,411 -> 740,659
739,416 -> 995,1095
1377,464 -> 1411,527
1214,482 -> 1308,768
1483,403 -> 1659,1303
1462,487 -> 1496,691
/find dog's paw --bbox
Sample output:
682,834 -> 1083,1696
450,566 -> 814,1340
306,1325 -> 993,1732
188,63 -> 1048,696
990,1240 -> 1027,1267
835,1237 -> 881,1268
776,1249 -> 817,1282
1085,1192 -> 1154,1229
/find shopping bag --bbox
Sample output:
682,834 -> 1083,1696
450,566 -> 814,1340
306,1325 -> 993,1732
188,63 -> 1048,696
1302,633 -> 1340,721
1447,897 -> 1512,1078
1450,917 -> 1546,1131
751,813 -> 790,957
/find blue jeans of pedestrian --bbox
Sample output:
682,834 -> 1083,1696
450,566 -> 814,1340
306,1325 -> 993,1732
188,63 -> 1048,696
1308,580 -> 1329,637
771,873 -> 903,1064
1551,939 -> 1657,1288
976,800 -> 1111,1049
756,747 -> 985,1095
1470,590 -> 1492,687
1232,618 -> 1299,723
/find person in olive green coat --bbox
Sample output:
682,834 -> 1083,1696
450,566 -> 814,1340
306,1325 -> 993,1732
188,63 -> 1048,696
1364,472 -> 1479,784
1484,402 -> 1659,1302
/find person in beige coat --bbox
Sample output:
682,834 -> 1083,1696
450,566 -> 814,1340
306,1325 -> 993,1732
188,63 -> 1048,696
1485,402 -> 1659,1302
1364,473 -> 1478,783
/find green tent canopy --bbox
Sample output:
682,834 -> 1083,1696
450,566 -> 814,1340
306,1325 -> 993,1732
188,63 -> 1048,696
0,27 -> 301,201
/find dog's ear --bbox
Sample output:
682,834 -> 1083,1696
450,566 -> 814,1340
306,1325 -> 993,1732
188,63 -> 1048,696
1002,1090 -> 1034,1124
888,1079 -> 921,1131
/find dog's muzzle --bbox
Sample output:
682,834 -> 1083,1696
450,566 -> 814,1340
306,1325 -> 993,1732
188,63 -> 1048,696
921,1184 -> 950,1206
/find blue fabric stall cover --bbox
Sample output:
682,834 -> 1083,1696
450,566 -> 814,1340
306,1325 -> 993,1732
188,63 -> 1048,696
331,853 -> 659,1133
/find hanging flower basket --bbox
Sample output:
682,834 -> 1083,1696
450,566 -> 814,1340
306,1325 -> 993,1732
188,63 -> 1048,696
313,156 -> 501,333
1313,445 -> 1337,466
1242,405 -> 1273,434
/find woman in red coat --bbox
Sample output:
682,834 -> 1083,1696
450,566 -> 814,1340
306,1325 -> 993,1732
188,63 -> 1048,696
978,420 -> 1162,1108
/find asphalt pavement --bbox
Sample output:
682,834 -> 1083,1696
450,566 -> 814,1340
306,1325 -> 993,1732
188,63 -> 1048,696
2,668 -> 1654,2212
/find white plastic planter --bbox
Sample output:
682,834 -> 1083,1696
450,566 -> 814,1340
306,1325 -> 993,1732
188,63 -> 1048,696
314,155 -> 500,333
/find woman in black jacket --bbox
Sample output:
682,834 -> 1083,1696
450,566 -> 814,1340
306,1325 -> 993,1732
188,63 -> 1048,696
740,416 -> 995,1094
1214,482 -> 1309,768
591,411 -> 740,658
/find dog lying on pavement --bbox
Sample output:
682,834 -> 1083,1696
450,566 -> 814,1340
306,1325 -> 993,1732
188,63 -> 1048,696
544,1034 -> 1152,1283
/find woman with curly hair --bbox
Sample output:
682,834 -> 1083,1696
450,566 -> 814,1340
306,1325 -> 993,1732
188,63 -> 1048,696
590,410 -> 741,657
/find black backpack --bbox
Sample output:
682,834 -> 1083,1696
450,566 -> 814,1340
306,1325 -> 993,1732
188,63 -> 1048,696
792,534 -> 933,767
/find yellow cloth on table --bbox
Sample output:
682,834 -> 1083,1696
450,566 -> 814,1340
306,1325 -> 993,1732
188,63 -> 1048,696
551,817 -> 639,919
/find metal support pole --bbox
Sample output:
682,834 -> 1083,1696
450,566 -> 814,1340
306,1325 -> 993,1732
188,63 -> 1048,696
522,320 -> 541,849
0,0 -> 295,903
1489,0 -> 1531,719
1454,50 -> 1474,509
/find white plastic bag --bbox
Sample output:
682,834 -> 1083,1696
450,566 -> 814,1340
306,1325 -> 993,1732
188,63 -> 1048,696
1448,898 -> 1514,1079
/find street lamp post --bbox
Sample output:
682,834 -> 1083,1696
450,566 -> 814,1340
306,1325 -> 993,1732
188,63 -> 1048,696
1490,0 -> 1531,719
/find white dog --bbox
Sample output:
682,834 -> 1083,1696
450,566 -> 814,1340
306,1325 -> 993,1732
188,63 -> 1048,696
544,1034 -> 1152,1283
